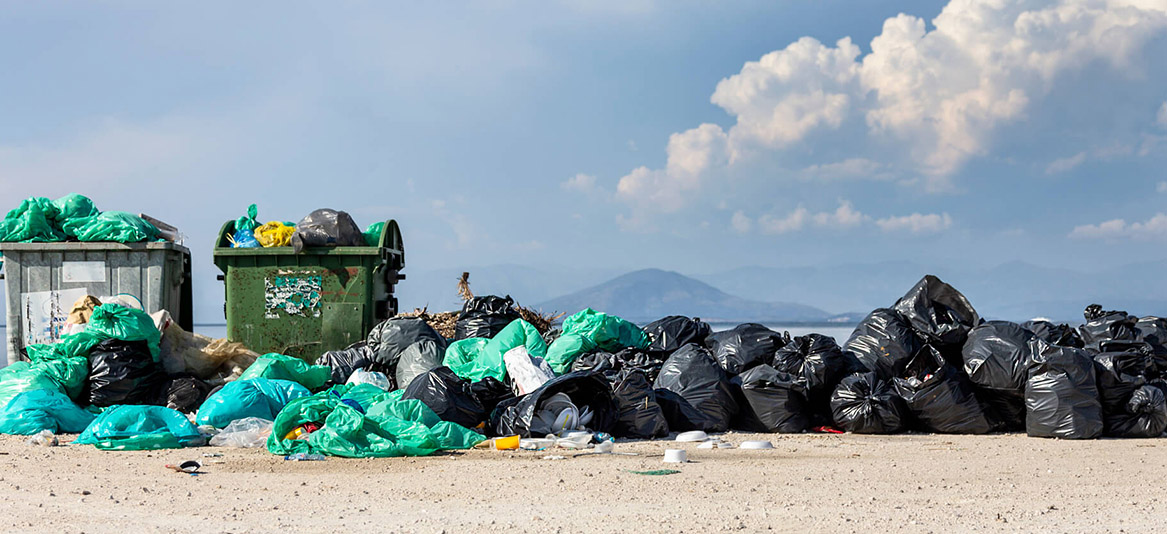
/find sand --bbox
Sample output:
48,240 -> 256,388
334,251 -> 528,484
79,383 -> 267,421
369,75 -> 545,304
1,431 -> 1164,533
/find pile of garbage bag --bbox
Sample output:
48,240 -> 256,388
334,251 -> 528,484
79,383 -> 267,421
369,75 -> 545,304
0,194 -> 162,247
227,204 -> 384,251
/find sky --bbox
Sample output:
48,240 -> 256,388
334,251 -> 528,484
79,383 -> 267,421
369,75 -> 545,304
1,0 -> 1166,322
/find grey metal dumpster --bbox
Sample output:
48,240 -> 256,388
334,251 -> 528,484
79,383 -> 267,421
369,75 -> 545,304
0,241 -> 192,364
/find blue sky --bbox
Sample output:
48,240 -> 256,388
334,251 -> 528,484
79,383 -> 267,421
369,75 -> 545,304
2,1 -> 1166,321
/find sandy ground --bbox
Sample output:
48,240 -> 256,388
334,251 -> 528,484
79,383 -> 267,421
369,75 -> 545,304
1,431 -> 1165,533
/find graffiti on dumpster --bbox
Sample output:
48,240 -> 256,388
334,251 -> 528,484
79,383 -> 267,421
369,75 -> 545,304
265,275 -> 323,319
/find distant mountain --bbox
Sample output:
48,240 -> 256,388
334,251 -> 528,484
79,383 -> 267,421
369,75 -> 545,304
535,268 -> 830,323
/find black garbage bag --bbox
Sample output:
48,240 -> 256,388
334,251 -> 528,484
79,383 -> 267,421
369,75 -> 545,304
733,364 -> 808,433
644,316 -> 712,353
290,208 -> 365,253
1022,320 -> 1084,348
155,375 -> 211,414
1094,351 -> 1167,438
961,321 -> 1035,430
1025,339 -> 1103,439
1106,385 -> 1167,438
541,328 -> 562,346
892,275 -> 980,360
1079,304 -> 1139,350
570,350 -> 621,377
706,323 -> 788,376
454,296 -> 521,340
772,334 -> 863,413
317,342 -> 375,385
652,344 -> 738,432
1135,316 -> 1167,353
830,372 -> 909,434
845,309 -> 922,379
395,340 -> 445,391
893,346 -> 993,434
366,317 -> 447,374
87,339 -> 167,407
470,377 -> 514,417
611,370 -> 670,438
614,348 -> 667,383
491,371 -> 617,438
402,366 -> 487,430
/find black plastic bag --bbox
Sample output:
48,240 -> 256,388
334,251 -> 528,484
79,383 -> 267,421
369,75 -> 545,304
614,348 -> 667,383
611,370 -> 670,438
317,342 -> 375,385
366,317 -> 447,374
1094,351 -> 1167,438
643,316 -> 711,353
892,275 -> 980,358
290,208 -> 365,253
830,372 -> 908,434
570,350 -> 621,377
1025,339 -> 1102,439
772,334 -> 863,412
652,344 -> 738,432
491,371 -> 616,438
395,340 -> 445,391
961,321 -> 1035,430
893,346 -> 993,434
733,364 -> 808,433
845,309 -> 922,379
87,339 -> 167,407
1079,304 -> 1139,351
706,323 -> 788,376
470,377 -> 514,417
454,296 -> 520,340
1022,320 -> 1084,348
402,366 -> 487,430
541,328 -> 562,347
156,375 -> 211,414
1135,316 -> 1167,353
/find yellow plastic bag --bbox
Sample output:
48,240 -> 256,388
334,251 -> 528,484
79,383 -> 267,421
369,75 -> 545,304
254,221 -> 294,248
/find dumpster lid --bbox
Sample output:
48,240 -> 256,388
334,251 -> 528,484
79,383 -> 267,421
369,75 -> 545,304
0,241 -> 191,254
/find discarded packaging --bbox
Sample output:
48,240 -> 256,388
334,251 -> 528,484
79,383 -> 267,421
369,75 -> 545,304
675,430 -> 709,442
663,449 -> 688,463
738,440 -> 774,450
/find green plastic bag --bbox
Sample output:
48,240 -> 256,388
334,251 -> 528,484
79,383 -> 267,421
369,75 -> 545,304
363,221 -> 384,246
544,309 -> 648,374
0,389 -> 96,435
195,378 -> 310,428
75,405 -> 203,450
0,362 -> 65,409
51,193 -> 99,227
24,347 -> 89,400
0,197 -> 64,242
62,211 -> 159,243
83,304 -> 162,360
236,204 -> 260,233
340,382 -> 394,411
443,319 -> 547,382
239,353 -> 331,390
267,394 -> 339,455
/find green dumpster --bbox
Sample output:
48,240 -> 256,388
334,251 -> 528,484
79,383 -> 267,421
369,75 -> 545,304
212,219 -> 404,360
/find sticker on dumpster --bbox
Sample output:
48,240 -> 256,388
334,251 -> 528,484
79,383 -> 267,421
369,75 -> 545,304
265,276 -> 323,319
21,288 -> 91,346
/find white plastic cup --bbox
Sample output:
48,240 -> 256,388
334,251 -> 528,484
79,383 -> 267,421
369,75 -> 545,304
663,449 -> 687,463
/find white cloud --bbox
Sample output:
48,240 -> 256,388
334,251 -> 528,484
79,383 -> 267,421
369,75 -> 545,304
1069,213 -> 1167,239
562,173 -> 598,193
614,0 -> 1167,216
1159,101 -> 1167,127
875,212 -> 953,234
1158,181 -> 1167,193
1045,152 -> 1088,174
812,200 -> 869,228
731,210 -> 752,233
758,207 -> 808,234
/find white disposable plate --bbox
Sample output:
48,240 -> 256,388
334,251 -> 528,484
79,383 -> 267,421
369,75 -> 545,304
739,440 -> 774,450
675,430 -> 709,442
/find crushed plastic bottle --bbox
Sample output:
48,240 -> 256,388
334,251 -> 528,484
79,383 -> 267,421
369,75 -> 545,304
284,453 -> 327,461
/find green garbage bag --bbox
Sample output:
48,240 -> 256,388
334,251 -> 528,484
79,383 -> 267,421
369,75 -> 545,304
0,389 -> 95,435
363,221 -> 385,246
24,346 -> 89,400
239,353 -> 331,390
195,378 -> 310,428
267,394 -> 339,455
0,197 -> 64,242
83,304 -> 162,360
236,203 -> 260,233
75,405 -> 203,450
340,382 -> 394,411
0,362 -> 65,409
364,398 -> 482,451
543,309 -> 648,374
442,319 -> 547,382
61,211 -> 159,243
51,194 -> 99,228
